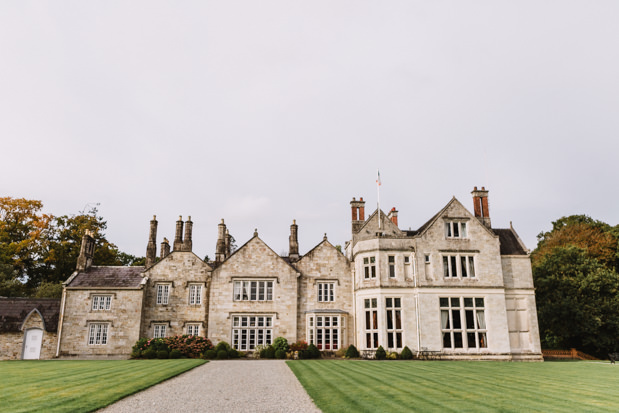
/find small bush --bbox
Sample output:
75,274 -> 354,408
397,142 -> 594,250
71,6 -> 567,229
297,350 -> 308,359
345,344 -> 360,358
215,341 -> 231,353
289,341 -> 308,352
273,337 -> 289,353
130,350 -> 141,359
228,348 -> 239,359
169,349 -> 182,359
263,346 -> 276,359
387,351 -> 399,360
216,349 -> 228,360
204,349 -> 217,359
143,349 -> 157,359
375,346 -> 387,360
335,347 -> 347,358
307,343 -> 320,359
275,349 -> 287,359
400,346 -> 413,360
156,350 -> 169,359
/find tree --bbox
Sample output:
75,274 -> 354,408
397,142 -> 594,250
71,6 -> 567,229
532,215 -> 619,357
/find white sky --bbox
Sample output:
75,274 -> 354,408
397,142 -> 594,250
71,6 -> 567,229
1,1 -> 618,258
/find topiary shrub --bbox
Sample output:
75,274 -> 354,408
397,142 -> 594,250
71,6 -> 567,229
216,349 -> 228,360
215,341 -> 231,353
204,349 -> 217,359
275,349 -> 287,359
157,350 -> 169,359
169,349 -> 182,359
400,346 -> 413,360
375,346 -> 386,360
273,337 -> 289,353
345,344 -> 360,358
307,343 -> 320,359
143,349 -> 157,359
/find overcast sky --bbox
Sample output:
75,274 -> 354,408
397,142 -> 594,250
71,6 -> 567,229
1,1 -> 618,259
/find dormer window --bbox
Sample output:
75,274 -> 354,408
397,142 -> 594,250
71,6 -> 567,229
445,221 -> 467,239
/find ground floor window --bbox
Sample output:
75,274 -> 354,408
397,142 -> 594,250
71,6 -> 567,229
88,323 -> 109,345
364,298 -> 379,349
153,324 -> 167,338
307,315 -> 342,350
232,315 -> 273,351
186,324 -> 200,336
440,297 -> 487,349
386,297 -> 403,349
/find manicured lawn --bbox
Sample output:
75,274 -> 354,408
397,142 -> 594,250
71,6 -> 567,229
287,360 -> 619,412
0,359 -> 206,413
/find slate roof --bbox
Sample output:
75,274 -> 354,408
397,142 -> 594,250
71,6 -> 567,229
493,229 -> 528,255
0,297 -> 60,333
67,266 -> 145,288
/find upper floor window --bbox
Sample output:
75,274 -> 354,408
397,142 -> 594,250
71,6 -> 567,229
388,256 -> 396,278
443,255 -> 476,278
363,256 -> 376,279
317,282 -> 335,302
91,295 -> 111,311
189,284 -> 202,305
233,280 -> 273,301
156,284 -> 170,305
445,221 -> 467,239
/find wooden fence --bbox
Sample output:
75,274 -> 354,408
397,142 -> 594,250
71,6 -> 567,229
542,348 -> 598,360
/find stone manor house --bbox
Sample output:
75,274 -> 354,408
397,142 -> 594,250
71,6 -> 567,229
1,187 -> 542,361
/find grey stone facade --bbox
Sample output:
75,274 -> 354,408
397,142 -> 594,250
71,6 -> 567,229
0,187 -> 541,361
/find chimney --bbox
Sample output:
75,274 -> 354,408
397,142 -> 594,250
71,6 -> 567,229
76,230 -> 95,272
225,228 -> 231,258
388,207 -> 398,227
160,237 -> 171,259
173,216 -> 184,251
216,219 -> 227,262
289,219 -> 299,262
145,215 -> 158,268
351,197 -> 366,233
183,216 -> 193,252
471,186 -> 491,228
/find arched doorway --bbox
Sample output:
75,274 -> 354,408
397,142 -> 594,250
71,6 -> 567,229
23,328 -> 43,360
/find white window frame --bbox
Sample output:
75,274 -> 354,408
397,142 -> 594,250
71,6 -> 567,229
440,297 -> 487,350
189,284 -> 202,305
363,256 -> 376,279
317,282 -> 335,302
153,324 -> 167,338
385,297 -> 403,349
156,283 -> 171,305
186,324 -> 200,336
91,295 -> 112,311
445,221 -> 468,239
88,323 -> 109,345
233,280 -> 274,301
442,254 -> 476,278
388,255 -> 396,278
364,298 -> 379,349
307,315 -> 343,351
231,315 -> 273,351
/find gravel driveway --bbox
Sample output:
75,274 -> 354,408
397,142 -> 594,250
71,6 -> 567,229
98,360 -> 321,413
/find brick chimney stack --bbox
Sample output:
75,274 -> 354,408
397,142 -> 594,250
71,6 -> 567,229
145,215 -> 158,268
472,186 -> 491,228
183,216 -> 193,252
160,237 -> 170,259
351,197 -> 366,233
173,216 -> 184,251
388,207 -> 398,227
76,230 -> 95,272
216,219 -> 227,263
225,228 -> 231,258
289,219 -> 299,262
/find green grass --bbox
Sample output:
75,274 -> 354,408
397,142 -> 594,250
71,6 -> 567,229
287,360 -> 619,412
0,359 -> 206,413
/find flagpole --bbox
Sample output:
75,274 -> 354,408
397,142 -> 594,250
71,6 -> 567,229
377,169 -> 381,230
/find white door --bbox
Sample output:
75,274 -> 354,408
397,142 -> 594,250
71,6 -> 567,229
23,328 -> 43,360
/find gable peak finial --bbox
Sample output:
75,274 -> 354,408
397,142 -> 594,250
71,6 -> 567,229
323,233 -> 327,241
254,228 -> 258,237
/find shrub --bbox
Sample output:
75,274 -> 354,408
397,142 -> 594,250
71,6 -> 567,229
169,349 -> 182,359
215,341 -> 231,353
335,347 -> 347,358
400,346 -> 413,360
156,350 -> 169,359
132,335 -> 213,359
204,349 -> 217,359
275,349 -> 287,359
307,343 -> 320,359
375,346 -> 387,360
297,350 -> 308,359
273,337 -> 289,353
130,350 -> 141,359
228,348 -> 239,359
261,346 -> 276,359
289,341 -> 308,352
216,350 -> 228,360
345,344 -> 360,358
387,351 -> 399,360
143,349 -> 157,359
253,345 -> 267,359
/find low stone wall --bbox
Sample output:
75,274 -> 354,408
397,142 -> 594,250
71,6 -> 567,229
0,331 -> 58,360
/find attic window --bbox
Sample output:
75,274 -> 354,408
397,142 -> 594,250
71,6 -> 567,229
445,222 -> 467,239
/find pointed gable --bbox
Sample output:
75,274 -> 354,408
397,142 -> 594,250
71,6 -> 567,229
416,197 -> 495,238
296,238 -> 350,276
353,209 -> 405,243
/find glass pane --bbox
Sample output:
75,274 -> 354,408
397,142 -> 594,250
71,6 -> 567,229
394,298 -> 401,308
370,257 -> 375,263
396,332 -> 402,348
443,332 -> 451,348
454,332 -> 463,348
372,311 -> 378,329
475,297 -> 484,307
464,298 -> 473,307
461,223 -> 467,237
467,332 -> 476,348
389,256 -> 395,263
372,298 -> 377,308
365,299 -> 370,309
451,256 -> 457,277
387,310 -> 393,330
366,333 -> 371,348
469,259 -> 476,278
440,297 -> 449,307
388,332 -> 394,348
365,312 -> 371,330
453,222 -> 459,237
443,256 -> 449,277
451,297 -> 460,307
466,310 -> 475,329
461,256 -> 468,277
364,257 -> 369,264
395,310 -> 401,330
479,332 -> 488,348
386,298 -> 392,308
452,310 -> 461,329
445,222 -> 452,237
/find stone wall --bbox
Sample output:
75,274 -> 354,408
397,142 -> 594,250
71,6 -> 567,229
0,310 -> 58,360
